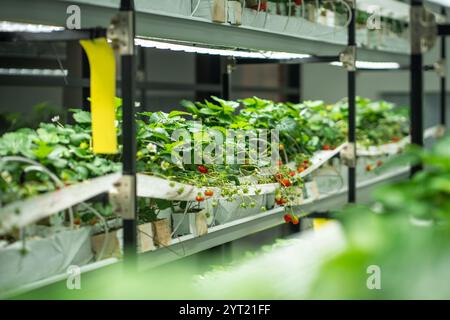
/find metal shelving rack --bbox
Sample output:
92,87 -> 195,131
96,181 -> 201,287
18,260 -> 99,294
0,0 -> 448,293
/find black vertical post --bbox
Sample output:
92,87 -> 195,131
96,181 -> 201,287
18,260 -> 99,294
63,42 -> 84,122
219,56 -> 232,262
82,51 -> 91,112
195,55 -> 221,101
221,57 -> 232,100
441,7 -> 447,128
410,0 -> 424,176
120,0 -> 137,266
138,46 -> 148,111
285,64 -> 301,102
298,64 -> 303,102
348,1 -> 356,203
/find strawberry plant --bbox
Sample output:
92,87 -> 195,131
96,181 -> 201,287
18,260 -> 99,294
332,96 -> 409,146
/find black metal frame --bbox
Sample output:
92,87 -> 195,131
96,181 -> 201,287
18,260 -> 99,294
120,0 -> 137,267
0,28 -> 107,43
441,8 -> 447,128
347,2 -> 356,204
410,0 -> 424,176
235,55 -> 339,65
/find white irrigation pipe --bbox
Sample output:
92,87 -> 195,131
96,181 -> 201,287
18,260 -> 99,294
191,0 -> 203,16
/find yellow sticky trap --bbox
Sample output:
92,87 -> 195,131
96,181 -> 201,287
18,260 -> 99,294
313,218 -> 331,231
80,38 -> 118,154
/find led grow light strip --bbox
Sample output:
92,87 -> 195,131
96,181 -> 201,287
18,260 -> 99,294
0,68 -> 68,76
0,21 -> 63,33
426,0 -> 450,7
0,21 -> 310,60
135,38 -> 311,59
330,61 -> 401,69
1,21 -> 404,66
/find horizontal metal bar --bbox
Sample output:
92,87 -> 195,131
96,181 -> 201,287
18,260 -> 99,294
358,65 -> 442,72
306,211 -> 333,219
357,66 -> 409,72
0,28 -> 107,43
0,75 -> 88,87
0,56 -> 66,69
236,55 -> 340,65
0,76 -> 298,94
423,64 -> 437,71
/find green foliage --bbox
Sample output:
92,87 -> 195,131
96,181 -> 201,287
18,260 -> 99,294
308,134 -> 450,299
0,95 -> 409,209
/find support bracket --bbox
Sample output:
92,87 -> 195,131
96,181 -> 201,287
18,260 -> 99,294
222,56 -> 236,74
433,59 -> 446,78
340,46 -> 356,71
340,142 -> 356,168
410,6 -> 437,54
110,175 -> 136,219
108,11 -> 135,55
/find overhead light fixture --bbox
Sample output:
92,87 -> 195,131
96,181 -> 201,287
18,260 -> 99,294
0,68 -> 68,76
135,37 -> 311,60
1,22 -> 311,60
330,61 -> 401,70
425,0 -> 450,7
0,21 -> 63,33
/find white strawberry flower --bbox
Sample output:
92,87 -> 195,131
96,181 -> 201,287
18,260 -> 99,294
160,161 -> 170,171
146,143 -> 157,153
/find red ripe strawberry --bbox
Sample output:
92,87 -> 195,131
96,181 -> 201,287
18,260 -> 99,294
303,160 -> 309,164
196,195 -> 205,202
366,164 -> 373,172
297,167 -> 305,173
281,178 -> 292,187
259,1 -> 267,11
198,165 -> 208,174
294,0 -> 303,5
289,171 -> 295,177
322,145 -> 331,151
204,190 -> 214,197
276,198 -> 286,205
283,214 -> 292,223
